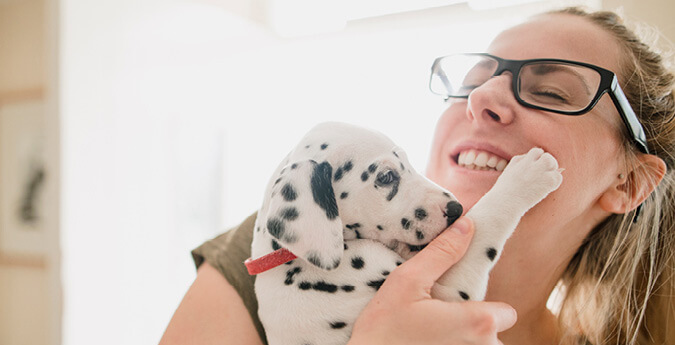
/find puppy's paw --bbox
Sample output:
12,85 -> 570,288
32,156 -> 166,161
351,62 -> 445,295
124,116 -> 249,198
495,147 -> 563,208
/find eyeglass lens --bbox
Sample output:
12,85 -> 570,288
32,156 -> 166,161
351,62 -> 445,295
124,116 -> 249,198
431,55 -> 603,113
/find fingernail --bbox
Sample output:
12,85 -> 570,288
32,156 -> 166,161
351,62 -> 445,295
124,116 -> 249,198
451,217 -> 471,235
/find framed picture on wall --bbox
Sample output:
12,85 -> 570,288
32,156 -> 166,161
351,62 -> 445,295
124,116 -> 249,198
0,100 -> 46,258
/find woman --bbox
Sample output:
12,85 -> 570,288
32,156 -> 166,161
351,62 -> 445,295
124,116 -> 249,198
160,7 -> 675,345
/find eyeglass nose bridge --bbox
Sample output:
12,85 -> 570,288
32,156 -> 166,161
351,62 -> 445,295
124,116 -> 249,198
492,59 -> 522,79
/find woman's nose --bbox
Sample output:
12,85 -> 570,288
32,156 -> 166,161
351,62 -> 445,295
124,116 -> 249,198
465,73 -> 517,125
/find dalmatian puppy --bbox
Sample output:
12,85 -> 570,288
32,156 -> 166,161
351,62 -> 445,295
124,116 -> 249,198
246,122 -> 562,345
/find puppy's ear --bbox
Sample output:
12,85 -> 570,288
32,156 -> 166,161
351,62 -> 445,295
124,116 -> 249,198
263,160 -> 343,270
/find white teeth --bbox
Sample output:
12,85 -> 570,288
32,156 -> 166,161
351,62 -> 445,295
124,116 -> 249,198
496,159 -> 508,171
457,149 -> 508,172
464,151 -> 476,166
486,155 -> 498,168
475,152 -> 488,167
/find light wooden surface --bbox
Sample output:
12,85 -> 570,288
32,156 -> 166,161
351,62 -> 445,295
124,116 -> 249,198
0,87 -> 44,105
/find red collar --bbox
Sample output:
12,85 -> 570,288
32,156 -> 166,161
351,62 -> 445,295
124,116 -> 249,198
244,248 -> 298,275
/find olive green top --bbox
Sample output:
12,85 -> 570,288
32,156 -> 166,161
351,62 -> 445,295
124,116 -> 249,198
191,212 -> 267,344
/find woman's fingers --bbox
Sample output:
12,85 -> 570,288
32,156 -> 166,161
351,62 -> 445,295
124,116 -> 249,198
462,301 -> 518,334
394,217 -> 474,292
491,302 -> 518,332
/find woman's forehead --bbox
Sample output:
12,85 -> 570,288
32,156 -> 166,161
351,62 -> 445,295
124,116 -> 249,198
486,13 -> 623,73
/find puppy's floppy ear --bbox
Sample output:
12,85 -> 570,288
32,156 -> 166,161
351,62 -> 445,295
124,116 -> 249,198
263,160 -> 344,270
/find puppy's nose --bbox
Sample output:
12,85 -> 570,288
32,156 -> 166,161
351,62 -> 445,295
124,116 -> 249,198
445,201 -> 463,227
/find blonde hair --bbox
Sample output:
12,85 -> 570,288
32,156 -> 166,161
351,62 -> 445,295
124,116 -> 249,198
546,7 -> 675,345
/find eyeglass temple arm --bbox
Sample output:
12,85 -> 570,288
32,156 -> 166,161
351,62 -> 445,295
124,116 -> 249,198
432,61 -> 453,99
609,77 -> 649,154
609,77 -> 648,223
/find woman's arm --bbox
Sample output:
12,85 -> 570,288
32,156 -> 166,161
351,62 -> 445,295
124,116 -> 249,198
159,262 -> 264,345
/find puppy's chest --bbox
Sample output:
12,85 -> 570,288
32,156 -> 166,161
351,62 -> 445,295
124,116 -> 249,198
254,239 -> 404,344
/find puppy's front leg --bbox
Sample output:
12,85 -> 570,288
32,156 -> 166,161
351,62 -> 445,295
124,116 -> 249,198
431,148 -> 562,302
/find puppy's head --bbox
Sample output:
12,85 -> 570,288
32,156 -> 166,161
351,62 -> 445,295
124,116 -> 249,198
335,145 -> 462,259
257,122 -> 462,270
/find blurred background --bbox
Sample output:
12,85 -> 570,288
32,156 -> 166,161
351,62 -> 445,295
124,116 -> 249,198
0,0 -> 672,344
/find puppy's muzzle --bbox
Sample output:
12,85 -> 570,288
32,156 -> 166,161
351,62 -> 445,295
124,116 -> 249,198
444,201 -> 463,227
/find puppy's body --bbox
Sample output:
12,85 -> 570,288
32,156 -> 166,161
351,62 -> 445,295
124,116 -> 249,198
250,122 -> 562,345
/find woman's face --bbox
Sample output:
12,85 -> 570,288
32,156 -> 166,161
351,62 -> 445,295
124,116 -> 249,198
426,14 -> 627,260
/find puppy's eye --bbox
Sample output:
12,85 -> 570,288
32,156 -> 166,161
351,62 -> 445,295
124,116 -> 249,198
376,170 -> 399,186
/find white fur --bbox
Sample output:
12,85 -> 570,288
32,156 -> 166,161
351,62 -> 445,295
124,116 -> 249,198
250,122 -> 562,345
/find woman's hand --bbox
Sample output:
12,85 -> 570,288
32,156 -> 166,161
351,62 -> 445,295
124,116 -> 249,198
348,217 -> 517,345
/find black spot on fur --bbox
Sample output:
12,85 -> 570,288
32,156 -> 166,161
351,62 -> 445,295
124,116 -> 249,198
367,279 -> 385,291
311,162 -> 339,220
392,151 -> 399,158
285,260 -> 294,265
291,163 -> 298,169
271,239 -> 281,251
345,223 -> 361,230
416,230 -> 425,240
443,192 -> 451,197
280,207 -> 299,221
285,267 -> 302,285
415,208 -> 428,220
307,252 -> 323,268
487,247 -> 498,261
354,230 -> 362,239
313,281 -> 338,293
368,163 -> 378,173
400,162 -> 405,171
267,218 -> 285,239
401,218 -> 412,230
334,161 -> 354,182
305,145 -> 310,149
274,177 -> 282,185
330,322 -> 347,329
344,243 -> 348,250
321,143 -> 329,150
396,261 -> 402,266
340,192 -> 348,199
341,285 -> 355,292
299,282 -> 311,290
377,225 -> 383,231
351,257 -> 365,269
382,270 -> 390,276
334,167 -> 344,181
459,291 -> 470,300
361,171 -> 369,181
281,183 -> 297,201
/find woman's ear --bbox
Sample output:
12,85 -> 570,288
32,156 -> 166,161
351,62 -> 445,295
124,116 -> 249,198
599,154 -> 667,214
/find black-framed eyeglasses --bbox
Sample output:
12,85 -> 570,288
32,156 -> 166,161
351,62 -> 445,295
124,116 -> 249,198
429,53 -> 649,154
